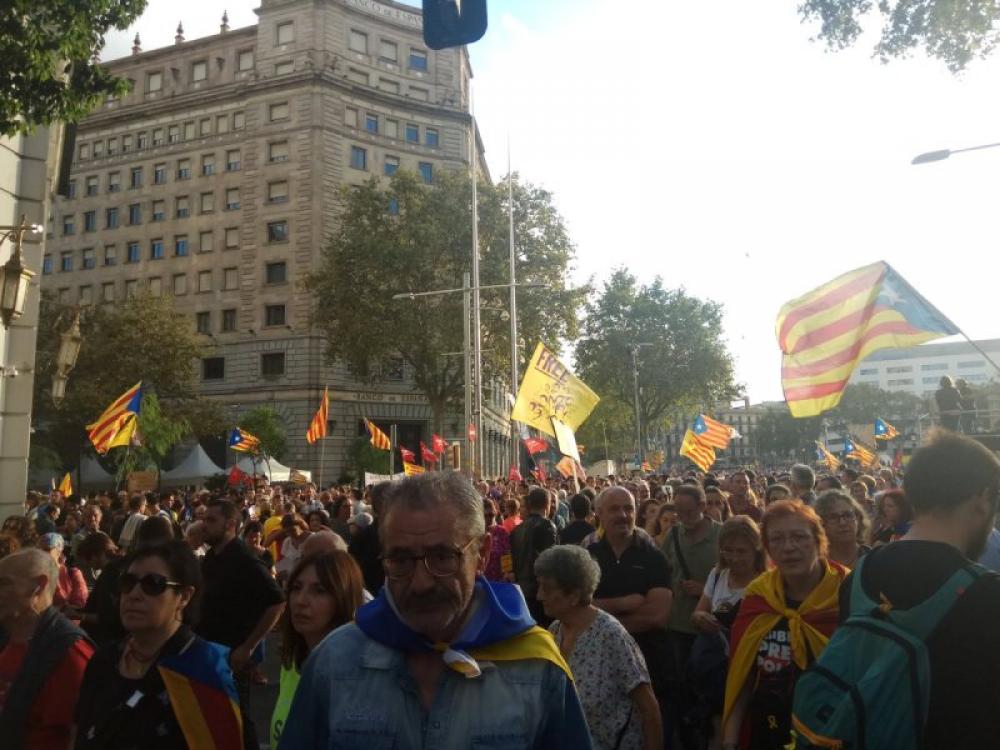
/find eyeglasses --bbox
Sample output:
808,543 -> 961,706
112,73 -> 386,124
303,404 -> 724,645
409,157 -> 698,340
380,537 -> 478,580
118,572 -> 184,597
766,531 -> 815,549
823,511 -> 856,525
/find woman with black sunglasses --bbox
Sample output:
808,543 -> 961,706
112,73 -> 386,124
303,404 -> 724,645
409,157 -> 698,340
72,540 -> 244,749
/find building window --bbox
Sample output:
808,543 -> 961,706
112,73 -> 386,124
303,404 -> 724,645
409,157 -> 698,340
385,357 -> 404,381
199,192 -> 214,214
102,282 -> 115,302
198,271 -> 212,292
349,29 -> 368,54
267,220 -> 288,242
125,280 -> 138,299
885,366 -> 912,374
175,235 -> 188,256
922,377 -> 939,384
130,167 -> 143,188
168,125 -> 180,144
380,39 -> 398,62
199,231 -> 214,253
176,196 -> 190,218
887,378 -> 914,386
177,159 -> 191,179
184,121 -> 195,140
127,203 -> 141,225
345,108 -> 358,128
173,273 -> 187,295
43,255 -> 53,274
262,352 -> 285,377
78,143 -> 90,160
151,239 -> 164,260
105,207 -> 119,229
384,155 -> 399,176
67,180 -> 76,199
216,114 -> 230,134
58,288 -> 71,304
152,200 -> 165,221
127,242 -> 140,263
921,363 -> 948,371
146,71 -> 162,92
82,248 -> 95,270
153,163 -> 166,184
365,113 -> 379,134
203,357 -> 225,380
84,210 -> 96,232
107,137 -> 117,154
79,285 -> 93,305
60,252 -> 73,272
225,227 -> 239,248
122,135 -> 133,152
85,176 -> 98,196
238,50 -> 254,71
62,216 -> 74,235
347,68 -> 369,86
266,261 -> 287,284
408,49 -> 428,71
108,171 -> 121,192
388,197 -> 399,215
268,141 -> 289,163
379,78 -> 400,95
350,146 -> 367,170
267,181 -> 288,203
148,277 -> 162,297
265,304 -> 286,326
152,128 -> 164,146
137,132 -> 149,149
226,149 -> 241,171
202,154 -> 215,176
199,117 -> 212,136
217,267 -> 237,290
418,162 -> 433,183
192,60 -> 208,82
276,21 -> 294,45
275,60 -> 294,75
858,368 -> 878,376
269,102 -> 289,121
958,360 -> 985,369
405,123 -> 419,143
388,120 -> 401,140
425,128 -> 439,147
196,311 -> 211,333
409,86 -> 428,102
233,111 -> 245,130
104,245 -> 117,266
226,188 -> 240,210
222,308 -> 237,331
93,141 -> 105,158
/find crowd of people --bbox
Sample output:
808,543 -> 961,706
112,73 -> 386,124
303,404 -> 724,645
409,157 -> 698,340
0,426 -> 998,749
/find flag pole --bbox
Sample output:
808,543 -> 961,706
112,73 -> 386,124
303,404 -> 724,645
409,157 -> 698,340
318,435 -> 326,489
389,424 -> 397,476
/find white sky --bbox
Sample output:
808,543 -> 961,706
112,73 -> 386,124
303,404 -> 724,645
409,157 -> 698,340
104,1 -> 1000,403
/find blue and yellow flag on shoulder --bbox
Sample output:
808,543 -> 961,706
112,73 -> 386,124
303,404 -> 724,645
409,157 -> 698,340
158,636 -> 243,749
87,382 -> 143,454
874,418 -> 899,440
228,427 -> 260,453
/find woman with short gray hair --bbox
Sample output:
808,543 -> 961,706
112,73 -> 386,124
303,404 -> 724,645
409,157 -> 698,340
536,545 -> 662,749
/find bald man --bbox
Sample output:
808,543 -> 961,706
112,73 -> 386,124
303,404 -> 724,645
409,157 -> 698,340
0,549 -> 94,748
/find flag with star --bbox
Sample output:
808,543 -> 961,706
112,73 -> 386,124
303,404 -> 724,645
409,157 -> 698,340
777,262 -> 959,417
874,417 -> 899,440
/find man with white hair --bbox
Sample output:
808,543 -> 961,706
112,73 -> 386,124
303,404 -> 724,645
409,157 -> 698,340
0,549 -> 94,747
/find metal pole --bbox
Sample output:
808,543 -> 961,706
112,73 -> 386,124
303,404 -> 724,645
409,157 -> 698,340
318,435 -> 326,489
631,347 -> 643,467
463,273 -> 473,474
389,424 -> 397,476
470,104 -> 483,479
508,136 -> 519,475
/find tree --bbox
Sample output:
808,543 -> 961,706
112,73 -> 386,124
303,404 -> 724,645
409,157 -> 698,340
756,406 -> 824,463
0,1 -> 147,135
31,292 -> 217,469
829,383 -> 927,425
109,391 -> 188,485
345,437 -> 391,480
305,170 -> 585,433
574,269 -> 737,453
240,406 -> 288,461
799,0 -> 1000,72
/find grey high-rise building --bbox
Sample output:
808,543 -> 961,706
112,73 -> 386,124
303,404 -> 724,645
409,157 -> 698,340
41,0 -> 512,482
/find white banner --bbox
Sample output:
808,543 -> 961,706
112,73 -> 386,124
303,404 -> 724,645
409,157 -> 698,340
364,471 -> 405,487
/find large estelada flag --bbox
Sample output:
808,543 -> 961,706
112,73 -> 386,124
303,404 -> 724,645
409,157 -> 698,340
777,262 -> 958,417
511,343 -> 599,438
680,429 -> 716,472
874,417 -> 899,440
87,382 -> 143,454
692,414 -> 734,450
158,637 -> 243,749
306,387 -> 329,444
228,428 -> 260,454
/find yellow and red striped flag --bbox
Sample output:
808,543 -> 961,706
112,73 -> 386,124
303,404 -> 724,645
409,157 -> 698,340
692,414 -> 735,449
306,387 -> 329,444
403,461 -> 425,476
364,418 -> 391,451
777,262 -> 958,417
680,429 -> 716,472
86,382 -> 143,454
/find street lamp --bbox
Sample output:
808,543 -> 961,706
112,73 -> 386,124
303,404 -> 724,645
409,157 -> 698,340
51,307 -> 83,407
0,215 -> 42,329
912,141 -> 1000,165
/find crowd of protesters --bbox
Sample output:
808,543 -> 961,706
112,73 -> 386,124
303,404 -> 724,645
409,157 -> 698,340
0,427 -> 998,749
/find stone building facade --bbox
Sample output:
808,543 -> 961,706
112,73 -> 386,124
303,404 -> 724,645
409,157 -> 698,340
41,0 -> 512,483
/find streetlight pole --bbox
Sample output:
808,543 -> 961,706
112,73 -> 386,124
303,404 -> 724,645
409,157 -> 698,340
507,139 -> 519,473
463,273 -> 473,473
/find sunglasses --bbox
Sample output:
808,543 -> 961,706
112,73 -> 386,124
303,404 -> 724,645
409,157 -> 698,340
118,572 -> 184,597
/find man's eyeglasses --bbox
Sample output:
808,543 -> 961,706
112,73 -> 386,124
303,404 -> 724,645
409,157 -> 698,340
117,572 -> 184,597
380,537 -> 478,580
823,511 -> 856,525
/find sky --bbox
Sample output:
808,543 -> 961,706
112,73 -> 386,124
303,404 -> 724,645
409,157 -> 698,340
103,1 -> 1000,403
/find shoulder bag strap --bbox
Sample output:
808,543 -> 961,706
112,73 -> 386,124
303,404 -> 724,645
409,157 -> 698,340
671,525 -> 691,580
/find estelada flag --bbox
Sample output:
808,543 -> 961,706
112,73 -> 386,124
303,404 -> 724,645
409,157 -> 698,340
680,429 -> 716,473
157,635 -> 243,749
432,434 -> 446,453
874,417 -> 899,440
512,343 -> 599,438
777,262 -> 958,417
87,381 -> 143,454
403,461 -> 425,476
692,414 -> 734,450
420,441 -> 438,464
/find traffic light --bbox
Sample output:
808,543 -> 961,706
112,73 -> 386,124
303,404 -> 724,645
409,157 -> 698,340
423,0 -> 487,50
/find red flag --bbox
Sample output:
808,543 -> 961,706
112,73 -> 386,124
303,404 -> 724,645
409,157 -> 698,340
432,434 -> 446,453
532,466 -> 548,483
523,437 -> 549,455
227,466 -> 250,487
399,447 -> 416,464
508,465 -> 523,482
420,441 -> 438,464
892,448 -> 904,470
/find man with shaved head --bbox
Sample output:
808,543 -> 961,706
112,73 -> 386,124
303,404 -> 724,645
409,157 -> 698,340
0,549 -> 94,747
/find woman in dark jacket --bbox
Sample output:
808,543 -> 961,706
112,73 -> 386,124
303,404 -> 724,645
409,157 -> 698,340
935,376 -> 962,431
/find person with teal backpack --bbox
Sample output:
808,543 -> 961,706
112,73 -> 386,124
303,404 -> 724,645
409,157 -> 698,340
791,429 -> 1000,750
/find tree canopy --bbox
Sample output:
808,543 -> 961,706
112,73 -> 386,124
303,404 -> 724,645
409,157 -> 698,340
0,0 -> 146,135
799,0 -> 1000,72
240,406 -> 288,461
306,169 -> 585,431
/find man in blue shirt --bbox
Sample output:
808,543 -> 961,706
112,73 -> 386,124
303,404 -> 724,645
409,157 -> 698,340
279,472 -> 592,749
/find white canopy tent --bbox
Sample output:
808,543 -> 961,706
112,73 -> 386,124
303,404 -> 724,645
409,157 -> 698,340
161,444 -> 226,486
234,455 -> 311,483
80,456 -> 116,489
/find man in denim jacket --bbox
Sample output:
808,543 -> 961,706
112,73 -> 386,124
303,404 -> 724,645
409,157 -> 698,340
279,472 -> 592,749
